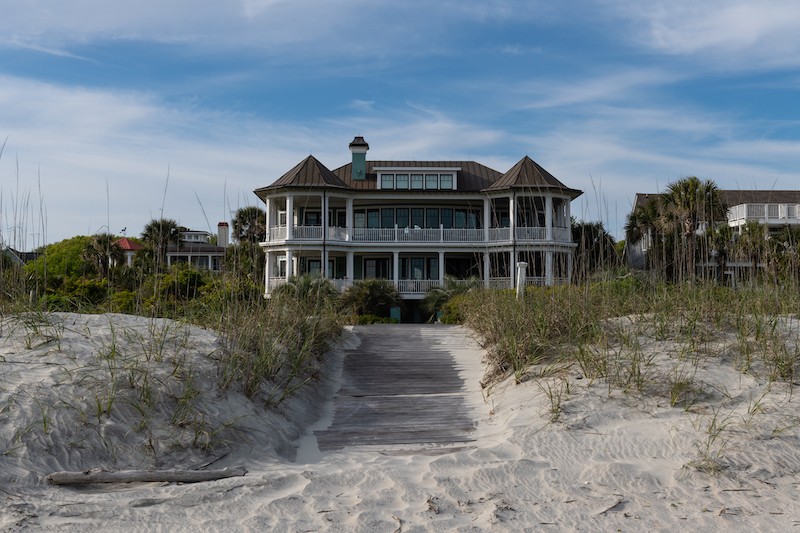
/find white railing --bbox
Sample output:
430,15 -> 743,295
729,203 -> 800,224
488,277 -> 512,289
265,224 -> 575,243
553,227 -> 571,241
516,227 -> 547,240
488,228 -> 510,241
397,279 -> 439,294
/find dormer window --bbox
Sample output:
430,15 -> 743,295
376,167 -> 460,191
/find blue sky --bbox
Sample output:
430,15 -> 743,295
2,0 -> 800,249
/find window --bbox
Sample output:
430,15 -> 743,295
381,208 -> 395,228
411,208 -> 424,228
354,211 -> 366,228
304,211 -> 321,226
380,174 -> 394,189
367,209 -> 380,228
411,174 -> 424,190
396,208 -> 409,228
395,174 -> 409,189
425,174 -> 438,189
454,209 -> 467,229
441,208 -> 453,229
425,208 -> 439,228
439,174 -> 453,190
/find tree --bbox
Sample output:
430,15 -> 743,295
141,218 -> 180,268
81,233 -> 123,278
340,279 -> 402,318
571,220 -> 619,281
232,206 -> 267,244
661,177 -> 727,281
421,275 -> 481,320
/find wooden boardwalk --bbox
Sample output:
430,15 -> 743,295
315,324 -> 481,451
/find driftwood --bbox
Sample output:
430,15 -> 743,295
47,465 -> 247,485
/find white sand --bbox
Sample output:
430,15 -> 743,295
2,312 -> 799,531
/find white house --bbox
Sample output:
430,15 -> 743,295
165,223 -> 229,271
255,136 -> 583,300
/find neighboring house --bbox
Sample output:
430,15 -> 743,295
255,136 -> 583,300
165,223 -> 230,272
115,237 -> 143,267
625,190 -> 800,270
1,247 -> 40,266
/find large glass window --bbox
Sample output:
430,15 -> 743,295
411,174 -> 424,190
411,208 -> 424,229
425,208 -> 439,229
395,174 -> 409,189
440,208 -> 453,229
425,174 -> 438,189
439,174 -> 453,190
396,208 -> 409,228
454,209 -> 467,229
381,208 -> 395,228
380,174 -> 394,189
304,211 -> 321,226
367,209 -> 380,228
354,211 -> 366,228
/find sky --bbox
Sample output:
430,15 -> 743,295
2,0 -> 800,250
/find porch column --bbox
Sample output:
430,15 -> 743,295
346,251 -> 354,284
286,249 -> 293,281
265,198 -> 272,241
346,197 -> 354,241
483,252 -> 490,288
545,251 -> 554,286
509,193 -> 516,239
322,192 -> 328,239
511,250 -> 517,287
286,195 -> 294,240
545,194 -> 553,241
438,251 -> 445,286
264,251 -> 272,296
322,249 -> 329,278
393,251 -> 400,291
483,198 -> 491,242
567,251 -> 574,284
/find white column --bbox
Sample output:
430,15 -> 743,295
565,198 -> 572,242
511,250 -> 517,287
438,251 -> 445,285
322,192 -> 328,239
545,194 -> 553,241
483,252 -> 490,288
516,262 -> 528,300
509,194 -> 516,238
393,251 -> 400,290
346,251 -> 354,284
286,195 -> 294,240
483,198 -> 491,242
322,249 -> 329,278
286,249 -> 293,281
567,252 -> 574,285
264,251 -> 272,296
545,251 -> 554,286
346,197 -> 354,241
265,198 -> 272,240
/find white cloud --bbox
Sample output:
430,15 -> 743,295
607,0 -> 800,68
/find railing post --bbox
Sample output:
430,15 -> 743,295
516,262 -> 528,300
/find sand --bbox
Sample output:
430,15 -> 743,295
1,312 -> 799,531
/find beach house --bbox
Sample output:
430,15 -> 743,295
255,136 -> 583,300
626,189 -> 800,271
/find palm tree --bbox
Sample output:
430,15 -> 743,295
624,197 -> 661,270
81,233 -> 123,278
572,220 -> 618,281
661,177 -> 727,281
232,206 -> 267,244
421,275 -> 481,320
141,218 -> 181,269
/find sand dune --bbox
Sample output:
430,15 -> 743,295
1,313 -> 799,531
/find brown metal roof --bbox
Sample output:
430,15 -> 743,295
331,160 -> 503,192
484,156 -> 582,198
632,190 -> 800,211
254,155 -> 349,197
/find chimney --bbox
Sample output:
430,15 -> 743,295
349,136 -> 369,181
217,222 -> 229,247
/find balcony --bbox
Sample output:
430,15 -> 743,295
728,203 -> 800,225
265,225 -> 573,245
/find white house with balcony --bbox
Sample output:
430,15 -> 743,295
255,136 -> 583,300
626,189 -> 800,270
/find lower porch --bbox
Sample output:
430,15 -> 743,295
265,249 -> 574,299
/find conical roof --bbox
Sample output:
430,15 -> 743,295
255,155 -> 349,195
485,156 -> 582,199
